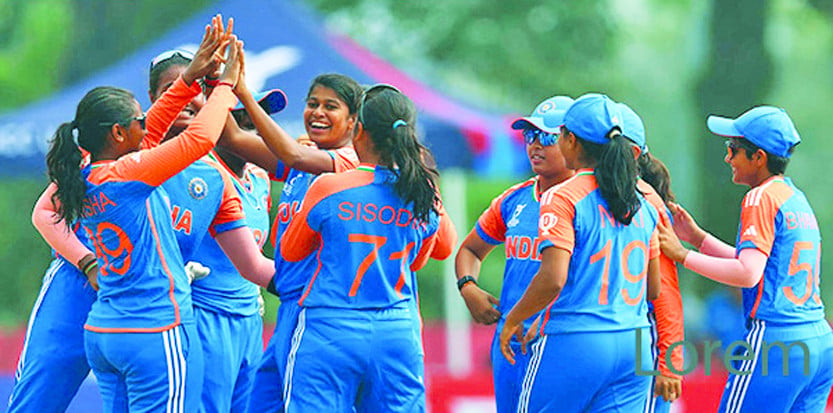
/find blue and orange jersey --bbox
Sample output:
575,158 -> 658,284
475,176 -> 546,334
735,176 -> 824,324
638,179 -> 685,378
537,169 -> 660,334
280,164 -> 457,309
191,156 -> 271,316
269,146 -> 359,300
161,158 -> 246,264
80,85 -> 237,333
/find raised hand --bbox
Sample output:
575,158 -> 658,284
183,15 -> 233,85
218,36 -> 244,88
232,38 -> 251,99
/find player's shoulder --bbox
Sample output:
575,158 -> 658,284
541,172 -> 593,206
742,176 -> 793,209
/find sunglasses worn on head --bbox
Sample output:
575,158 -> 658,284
149,50 -> 194,71
523,127 -> 558,146
359,83 -> 401,125
99,115 -> 146,130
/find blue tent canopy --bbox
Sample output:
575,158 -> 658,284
0,0 -> 528,178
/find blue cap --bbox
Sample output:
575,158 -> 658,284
707,106 -> 800,158
511,95 -> 574,134
618,102 -> 646,152
233,89 -> 288,114
563,93 -> 623,144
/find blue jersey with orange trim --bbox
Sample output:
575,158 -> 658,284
191,161 -> 271,316
161,158 -> 246,264
475,177 -> 545,333
78,85 -> 238,333
735,176 -> 824,324
270,146 -> 359,299
537,170 -> 660,334
280,164 -> 456,309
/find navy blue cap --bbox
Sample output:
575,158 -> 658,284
511,95 -> 574,134
707,106 -> 800,158
233,89 -> 288,114
618,102 -> 646,152
563,93 -> 623,144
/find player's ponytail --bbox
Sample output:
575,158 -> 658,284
360,87 -> 439,222
46,86 -> 137,223
638,152 -> 676,204
578,133 -> 641,225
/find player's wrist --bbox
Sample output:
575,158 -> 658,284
457,275 -> 477,293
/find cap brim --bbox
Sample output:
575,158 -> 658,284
233,89 -> 288,114
707,115 -> 742,137
511,116 -> 561,133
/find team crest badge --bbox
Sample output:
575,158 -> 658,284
188,178 -> 208,200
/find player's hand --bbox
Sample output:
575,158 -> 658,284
185,261 -> 211,283
657,220 -> 689,263
218,36 -> 243,88
85,264 -> 100,291
654,374 -> 682,402
183,15 -> 232,85
667,202 -> 706,247
499,315 -> 524,365
297,134 -> 317,148
460,283 -> 501,325
520,314 -> 541,355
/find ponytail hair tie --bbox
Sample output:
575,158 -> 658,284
392,119 -> 407,129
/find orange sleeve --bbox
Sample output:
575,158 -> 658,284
91,86 -> 237,187
411,199 -> 459,271
208,161 -> 246,236
330,146 -> 359,172
653,253 -> 685,378
476,185 -> 516,244
538,187 -> 577,253
738,187 -> 781,256
143,75 -> 203,149
279,176 -> 336,262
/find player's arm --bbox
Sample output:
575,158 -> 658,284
235,81 -> 341,174
144,76 -> 203,148
31,183 -> 99,288
455,230 -> 501,325
219,113 -> 281,174
214,227 -> 275,289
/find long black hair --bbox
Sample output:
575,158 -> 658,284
638,152 -> 676,204
360,88 -> 440,222
46,86 -> 137,223
572,129 -> 641,225
307,73 -> 363,115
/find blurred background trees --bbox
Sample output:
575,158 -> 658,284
1,0 -> 832,336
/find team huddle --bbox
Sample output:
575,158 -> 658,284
7,13 -> 832,413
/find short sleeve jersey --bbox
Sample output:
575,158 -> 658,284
475,177 -> 546,333
280,164 -> 455,309
735,176 -> 824,324
537,170 -> 660,334
191,160 -> 272,316
269,146 -> 359,300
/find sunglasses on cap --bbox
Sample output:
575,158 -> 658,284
724,139 -> 758,159
149,49 -> 194,71
358,83 -> 402,125
522,127 -> 558,146
99,115 -> 146,130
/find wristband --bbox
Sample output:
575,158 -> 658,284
457,275 -> 477,292
217,81 -> 234,89
203,76 -> 220,87
77,253 -> 97,276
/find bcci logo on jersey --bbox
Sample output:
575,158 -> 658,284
188,178 -> 208,200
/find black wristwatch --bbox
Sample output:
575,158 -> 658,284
457,275 -> 477,292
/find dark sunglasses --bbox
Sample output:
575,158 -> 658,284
99,115 -> 146,130
149,49 -> 194,71
523,127 -> 558,146
358,83 -> 402,125
725,139 -> 757,159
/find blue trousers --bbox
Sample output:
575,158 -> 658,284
518,329 -> 651,413
284,306 -> 424,413
84,323 -> 204,413
718,319 -> 833,413
643,312 -> 672,413
195,307 -> 263,413
490,331 -> 533,413
7,259 -> 96,413
247,300 -> 303,413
